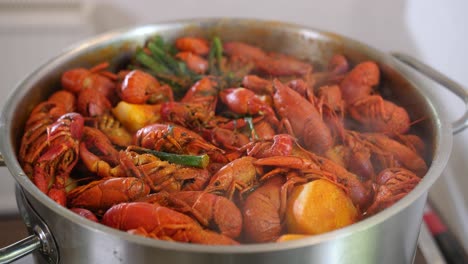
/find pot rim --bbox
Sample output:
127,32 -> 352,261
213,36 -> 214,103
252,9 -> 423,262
0,17 -> 453,253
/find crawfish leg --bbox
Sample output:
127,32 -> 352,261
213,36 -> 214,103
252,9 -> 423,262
229,181 -> 253,201
279,118 -> 295,137
278,173 -> 307,221
118,152 -> 158,191
165,134 -> 184,152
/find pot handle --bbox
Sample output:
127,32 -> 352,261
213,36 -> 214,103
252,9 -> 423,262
0,188 -> 58,264
391,52 -> 468,134
0,229 -> 43,264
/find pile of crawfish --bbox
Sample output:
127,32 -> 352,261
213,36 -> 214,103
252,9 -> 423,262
18,35 -> 428,245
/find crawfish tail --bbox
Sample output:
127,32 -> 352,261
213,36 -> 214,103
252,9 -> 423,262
67,177 -> 150,214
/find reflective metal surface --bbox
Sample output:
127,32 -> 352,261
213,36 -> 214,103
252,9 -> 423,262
392,53 -> 468,134
0,18 -> 456,263
13,186 -> 58,264
0,234 -> 40,264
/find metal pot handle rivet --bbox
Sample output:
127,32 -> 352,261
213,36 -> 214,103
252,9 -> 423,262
0,188 -> 59,264
392,52 -> 468,135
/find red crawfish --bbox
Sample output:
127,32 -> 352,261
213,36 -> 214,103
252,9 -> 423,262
61,62 -> 118,117
118,151 -> 211,193
134,123 -> 227,163
366,168 -> 421,216
223,41 -> 312,76
287,78 -> 316,104
316,84 -> 346,139
61,62 -> 117,95
204,156 -> 261,200
201,115 -> 272,151
203,126 -> 251,151
394,134 -> 426,157
160,77 -> 218,130
308,54 -> 349,89
19,90 -> 75,175
118,69 -> 173,104
138,191 -> 242,238
176,52 -> 209,74
256,52 -> 313,76
67,177 -> 150,215
328,54 -> 349,75
175,37 -> 210,56
102,202 -> 239,245
339,61 -> 380,105
181,77 -> 218,112
32,112 -> 84,206
79,126 -> 121,177
242,176 -> 284,243
240,134 -> 294,158
273,79 -> 333,154
361,133 -> 428,177
243,152 -> 368,242
219,87 -> 280,127
96,113 -> 133,147
348,95 -> 411,135
70,208 -> 99,222
255,154 -> 373,210
160,101 -> 214,131
242,75 -> 273,95
223,41 -> 268,65
47,90 -> 77,113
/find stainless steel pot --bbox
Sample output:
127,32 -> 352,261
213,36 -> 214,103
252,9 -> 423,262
0,18 -> 466,264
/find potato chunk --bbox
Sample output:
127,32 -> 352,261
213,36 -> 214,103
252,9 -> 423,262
286,179 -> 357,235
112,101 -> 161,132
276,234 -> 309,242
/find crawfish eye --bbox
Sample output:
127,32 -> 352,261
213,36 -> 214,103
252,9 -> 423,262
214,181 -> 221,186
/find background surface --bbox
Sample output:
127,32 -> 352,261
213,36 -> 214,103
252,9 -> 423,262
0,0 -> 466,262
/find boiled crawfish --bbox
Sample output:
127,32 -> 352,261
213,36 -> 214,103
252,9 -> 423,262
61,62 -> 117,95
240,134 -> 294,158
204,156 -> 261,199
242,75 -> 273,95
181,77 -> 218,111
339,61 -> 379,105
67,177 -> 150,214
134,123 -> 227,163
61,62 -> 118,117
360,133 -> 428,177
242,176 -> 284,243
223,41 -> 312,76
138,191 -> 242,238
160,101 -> 214,130
70,208 -> 99,222
118,69 -> 173,104
219,87 -> 279,127
160,77 -> 218,130
273,79 -> 333,154
254,154 -> 373,210
96,113 -> 133,147
118,151 -> 211,193
79,126 -> 121,177
176,52 -> 209,74
175,37 -> 210,55
366,168 -> 421,216
258,52 -> 313,76
102,202 -> 239,245
32,112 -> 84,205
19,90 -> 75,175
348,95 -> 411,135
